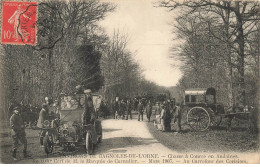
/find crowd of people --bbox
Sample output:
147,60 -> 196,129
110,97 -> 182,133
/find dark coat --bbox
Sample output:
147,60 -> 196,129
126,102 -> 132,111
137,103 -> 144,113
119,102 -> 126,115
134,100 -> 138,110
114,101 -> 119,111
146,103 -> 152,114
155,105 -> 161,115
10,113 -> 25,133
160,108 -> 166,119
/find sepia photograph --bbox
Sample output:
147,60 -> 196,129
0,0 -> 259,164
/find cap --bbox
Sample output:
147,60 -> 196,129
84,89 -> 92,94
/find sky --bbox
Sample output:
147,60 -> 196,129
100,0 -> 182,87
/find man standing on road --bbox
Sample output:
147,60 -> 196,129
114,98 -> 119,119
162,100 -> 171,132
154,102 -> 161,116
137,100 -> 144,121
10,107 -> 30,160
145,100 -> 152,122
37,103 -> 48,147
120,99 -> 126,119
160,104 -> 166,132
134,97 -> 138,112
126,99 -> 132,120
173,101 -> 182,133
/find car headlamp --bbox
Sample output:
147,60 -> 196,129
62,129 -> 69,137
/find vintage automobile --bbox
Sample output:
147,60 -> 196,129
42,91 -> 102,155
184,87 -> 225,131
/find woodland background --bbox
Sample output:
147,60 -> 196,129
0,0 -> 259,123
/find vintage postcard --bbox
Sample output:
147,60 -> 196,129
0,0 -> 259,164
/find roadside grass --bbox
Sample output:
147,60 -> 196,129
146,118 -> 259,153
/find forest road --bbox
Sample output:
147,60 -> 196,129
94,119 -> 173,154
14,119 -> 173,164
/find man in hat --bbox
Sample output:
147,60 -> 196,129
155,102 -> 161,115
126,99 -> 132,120
137,100 -> 144,121
164,99 -> 173,132
133,98 -> 138,111
119,99 -> 126,119
37,103 -> 48,147
37,104 -> 48,128
173,101 -> 182,133
10,107 -> 30,160
145,100 -> 152,122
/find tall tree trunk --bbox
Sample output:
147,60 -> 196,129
224,3 -> 234,107
235,2 -> 246,105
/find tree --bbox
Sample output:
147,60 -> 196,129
76,44 -> 104,91
159,0 -> 260,106
101,30 -> 141,100
0,0 -> 115,118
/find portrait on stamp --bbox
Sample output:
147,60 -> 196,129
1,1 -> 37,45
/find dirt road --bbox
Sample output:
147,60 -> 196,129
95,119 -> 173,154
1,117 -> 259,164
1,119 -> 173,164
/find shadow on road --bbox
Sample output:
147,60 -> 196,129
103,129 -> 122,133
95,137 -> 158,154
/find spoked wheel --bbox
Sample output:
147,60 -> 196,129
187,107 -> 210,131
43,134 -> 54,155
85,132 -> 93,155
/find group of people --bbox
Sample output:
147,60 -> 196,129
112,98 -> 133,120
155,99 -> 182,133
111,97 -> 182,133
111,97 -> 150,121
9,97 -> 59,160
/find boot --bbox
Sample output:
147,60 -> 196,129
23,150 -> 31,158
12,149 -> 17,161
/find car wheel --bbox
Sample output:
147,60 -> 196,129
85,132 -> 93,155
187,107 -> 210,131
43,134 -> 54,155
98,127 -> 102,143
